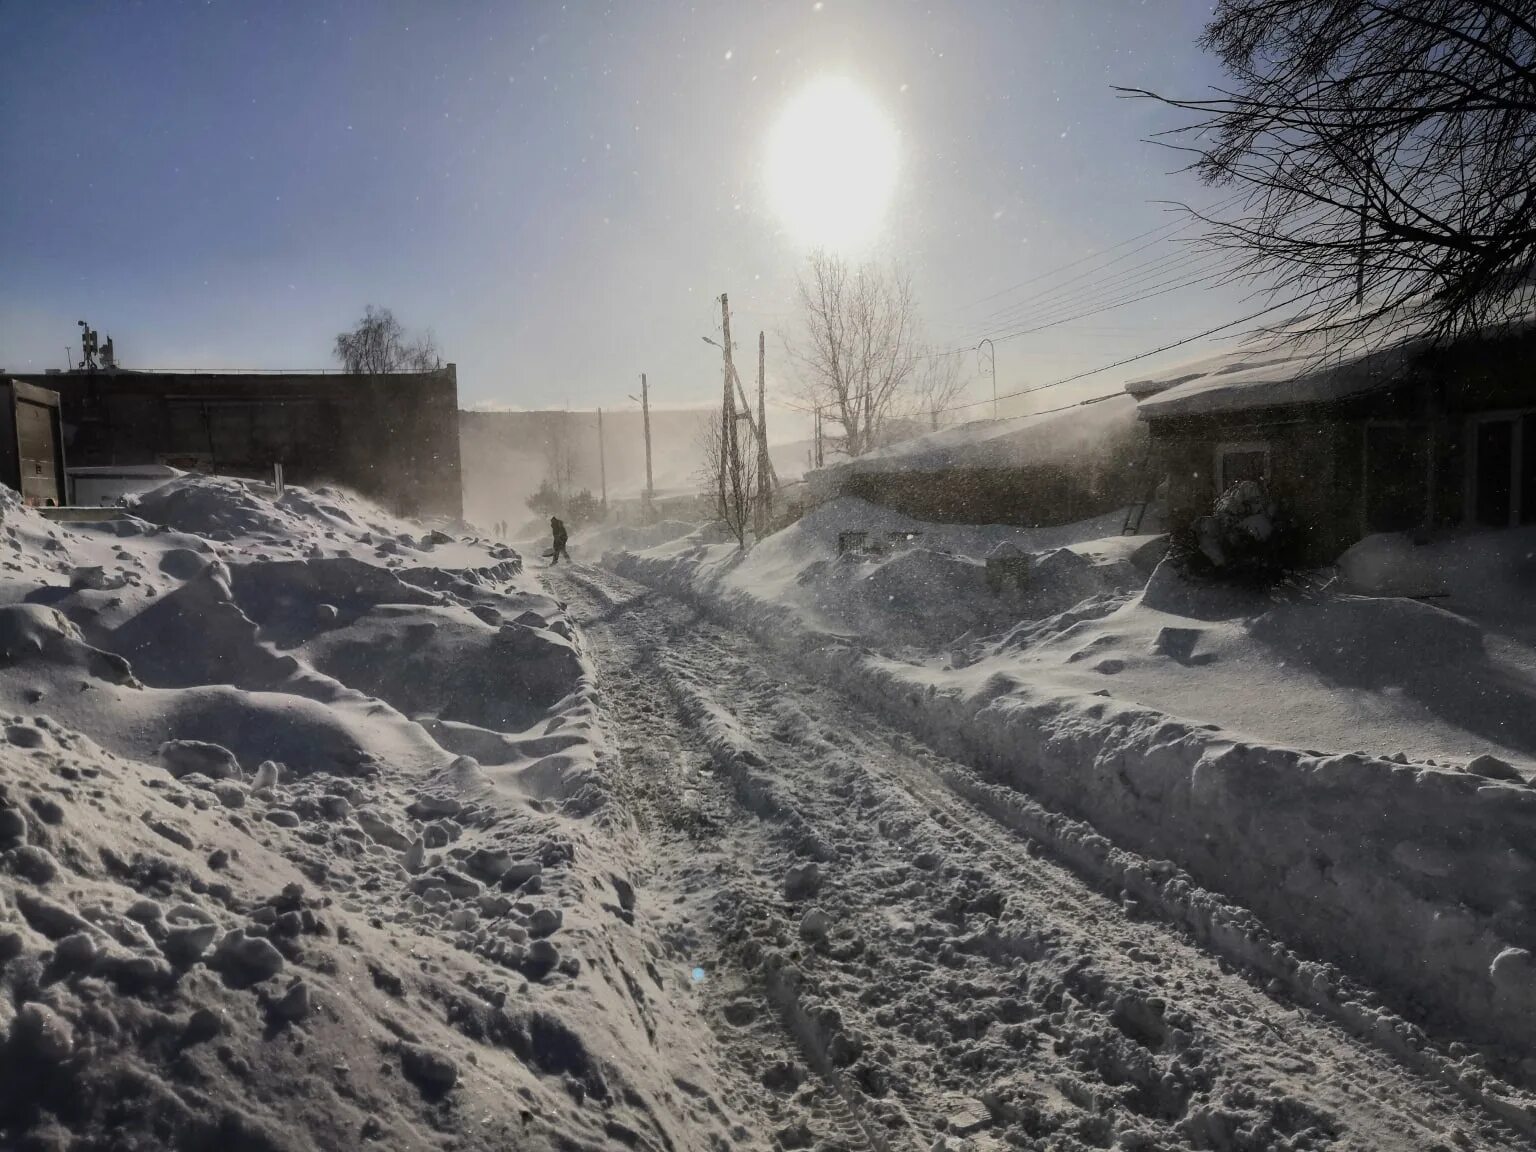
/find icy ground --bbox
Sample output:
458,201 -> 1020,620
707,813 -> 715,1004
545,562 -> 1534,1150
0,478 -> 754,1151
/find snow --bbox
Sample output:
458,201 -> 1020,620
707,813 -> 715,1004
607,501 -> 1536,1056
558,560 -> 1536,1147
820,391 -> 1138,475
0,476 -> 751,1151
608,496 -> 1153,648
1132,337 -> 1421,418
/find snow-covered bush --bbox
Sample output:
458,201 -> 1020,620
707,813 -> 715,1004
1174,479 -> 1297,582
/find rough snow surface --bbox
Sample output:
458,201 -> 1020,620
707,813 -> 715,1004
549,561 -> 1536,1150
608,507 -> 1536,1067
609,497 -> 1154,648
0,477 -> 752,1150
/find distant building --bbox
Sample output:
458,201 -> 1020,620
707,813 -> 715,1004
6,367 -> 463,519
1129,324 -> 1536,562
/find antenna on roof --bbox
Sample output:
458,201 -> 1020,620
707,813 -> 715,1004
76,320 -> 100,371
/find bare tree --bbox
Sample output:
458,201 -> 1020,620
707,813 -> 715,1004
909,349 -> 969,431
541,411 -> 578,506
1124,0 -> 1536,348
334,306 -> 441,374
696,413 -> 757,548
785,251 -> 919,456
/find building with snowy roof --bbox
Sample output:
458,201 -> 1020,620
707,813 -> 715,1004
1129,323 -> 1536,562
5,366 -> 463,519
804,392 -> 1147,528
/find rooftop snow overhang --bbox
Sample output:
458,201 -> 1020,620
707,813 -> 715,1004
1135,343 -> 1421,421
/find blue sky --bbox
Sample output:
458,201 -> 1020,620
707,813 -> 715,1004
0,1 -> 1231,431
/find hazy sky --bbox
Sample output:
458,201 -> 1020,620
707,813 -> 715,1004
0,1 -> 1233,437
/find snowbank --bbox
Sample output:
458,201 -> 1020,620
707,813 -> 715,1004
1340,527 -> 1536,618
610,515 -> 1536,1052
0,478 -> 745,1150
611,497 -> 1151,648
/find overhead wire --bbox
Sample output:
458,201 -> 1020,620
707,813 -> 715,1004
780,292 -> 1307,418
937,190 -> 1247,319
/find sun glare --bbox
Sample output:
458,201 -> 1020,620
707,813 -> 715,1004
766,77 -> 899,250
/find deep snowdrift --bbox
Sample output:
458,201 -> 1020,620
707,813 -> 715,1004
613,497 -> 1160,648
0,478 -> 745,1151
609,504 -> 1536,1054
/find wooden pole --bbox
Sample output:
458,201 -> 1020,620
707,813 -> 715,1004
756,331 -> 770,535
728,361 -> 780,490
598,406 -> 607,511
719,294 -> 735,519
641,373 -> 653,522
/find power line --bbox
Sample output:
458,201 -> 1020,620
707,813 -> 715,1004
915,263 -> 1233,363
963,245 -> 1222,336
936,293 -> 1307,415
938,191 -> 1247,318
784,293 -> 1305,418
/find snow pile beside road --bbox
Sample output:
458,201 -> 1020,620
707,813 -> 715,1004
0,478 -> 745,1150
577,518 -> 701,555
129,476 -> 516,569
611,512 -> 1536,1054
613,497 -> 1151,647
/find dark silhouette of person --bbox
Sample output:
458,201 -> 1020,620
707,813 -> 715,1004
549,516 -> 570,564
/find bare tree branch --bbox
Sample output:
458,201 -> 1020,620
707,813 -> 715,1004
696,413 -> 757,547
783,251 -> 921,456
1125,0 -> 1536,346
334,306 -> 442,374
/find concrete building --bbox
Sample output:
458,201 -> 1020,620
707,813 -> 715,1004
7,367 -> 463,519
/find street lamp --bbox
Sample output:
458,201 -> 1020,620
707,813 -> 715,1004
976,338 -> 997,420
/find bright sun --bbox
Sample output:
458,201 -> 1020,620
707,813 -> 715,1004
767,77 -> 899,250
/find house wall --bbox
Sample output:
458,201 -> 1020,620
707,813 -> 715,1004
1144,328 -> 1536,560
1151,412 -> 1364,563
840,461 -> 1132,529
9,368 -> 463,519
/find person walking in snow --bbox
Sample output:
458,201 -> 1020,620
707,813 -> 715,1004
549,515 -> 570,564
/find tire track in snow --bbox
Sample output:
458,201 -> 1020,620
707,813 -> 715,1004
550,563 -> 1532,1151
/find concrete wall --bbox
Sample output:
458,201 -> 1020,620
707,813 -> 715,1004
10,368 -> 463,519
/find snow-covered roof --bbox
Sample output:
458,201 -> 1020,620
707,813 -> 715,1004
1130,311 -> 1536,419
827,392 -> 1138,476
1131,338 -> 1421,420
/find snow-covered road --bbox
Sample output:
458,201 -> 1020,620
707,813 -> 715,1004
547,561 -> 1531,1152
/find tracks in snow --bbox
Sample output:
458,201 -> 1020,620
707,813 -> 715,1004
548,563 -> 1532,1152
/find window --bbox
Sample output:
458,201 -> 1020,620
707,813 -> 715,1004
1214,442 -> 1269,493
1469,409 -> 1536,527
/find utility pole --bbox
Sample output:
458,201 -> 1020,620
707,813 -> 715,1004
756,331 -> 770,536
641,374 -> 653,523
719,294 -> 737,516
597,407 -> 607,512
728,361 -> 780,490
